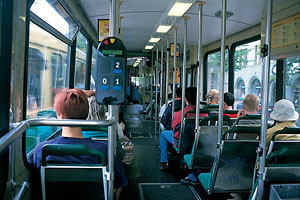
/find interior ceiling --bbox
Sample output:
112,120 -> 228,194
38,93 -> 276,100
79,0 -> 267,51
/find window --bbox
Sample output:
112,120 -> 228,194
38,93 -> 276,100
235,79 -> 246,101
269,60 -> 277,106
234,40 -> 261,106
26,22 -> 69,153
207,49 -> 229,93
74,32 -> 87,89
285,56 -> 300,125
30,0 -> 77,39
90,46 -> 98,89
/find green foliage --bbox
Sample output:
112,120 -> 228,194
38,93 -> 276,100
207,48 -> 250,72
234,48 -> 250,71
285,57 -> 300,86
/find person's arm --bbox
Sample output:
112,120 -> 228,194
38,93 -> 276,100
237,109 -> 247,118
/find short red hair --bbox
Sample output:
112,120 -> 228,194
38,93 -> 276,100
54,88 -> 89,119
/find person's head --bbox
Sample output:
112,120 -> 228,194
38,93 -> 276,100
243,94 -> 260,113
224,92 -> 234,110
206,89 -> 219,104
168,93 -> 173,99
54,88 -> 89,120
270,99 -> 299,122
185,87 -> 197,105
175,87 -> 182,98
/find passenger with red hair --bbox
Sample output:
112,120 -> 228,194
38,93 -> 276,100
28,88 -> 127,200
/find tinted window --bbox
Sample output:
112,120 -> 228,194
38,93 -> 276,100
234,40 -> 261,106
285,57 -> 300,125
26,22 -> 69,153
207,49 -> 229,93
74,32 -> 87,89
30,0 -> 77,39
90,46 -> 97,89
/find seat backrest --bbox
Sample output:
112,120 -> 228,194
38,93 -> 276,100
224,125 -> 260,140
204,104 -> 219,111
211,140 -> 259,193
265,140 -> 300,183
191,126 -> 228,170
200,113 -> 233,126
40,144 -> 107,200
179,118 -> 196,154
235,114 -> 261,126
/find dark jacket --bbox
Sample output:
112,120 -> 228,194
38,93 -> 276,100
161,99 -> 182,130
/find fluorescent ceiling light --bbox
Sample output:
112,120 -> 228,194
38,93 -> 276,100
145,45 -> 154,50
149,37 -> 161,43
156,25 -> 172,33
168,2 -> 193,17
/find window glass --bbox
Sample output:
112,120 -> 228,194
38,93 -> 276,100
30,0 -> 77,39
285,56 -> 300,125
90,46 -> 97,89
234,40 -> 261,107
269,60 -> 277,107
26,22 -> 69,153
74,32 -> 87,89
207,49 -> 229,93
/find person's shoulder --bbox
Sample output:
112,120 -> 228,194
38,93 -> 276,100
33,137 -> 60,152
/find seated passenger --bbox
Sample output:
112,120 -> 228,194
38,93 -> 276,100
266,99 -> 300,147
206,89 -> 219,105
159,93 -> 173,120
223,92 -> 238,118
161,88 -> 182,130
28,88 -> 127,200
160,87 -> 196,170
237,94 -> 260,125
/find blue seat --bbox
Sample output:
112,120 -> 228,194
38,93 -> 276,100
198,140 -> 258,194
40,144 -> 108,200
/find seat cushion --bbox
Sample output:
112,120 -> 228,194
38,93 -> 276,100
184,154 -> 192,169
199,172 -> 211,191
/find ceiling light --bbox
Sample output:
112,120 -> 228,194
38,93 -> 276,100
145,45 -> 154,50
149,37 -> 161,43
133,62 -> 138,67
168,2 -> 193,17
156,25 -> 172,33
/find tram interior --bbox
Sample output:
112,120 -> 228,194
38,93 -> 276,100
1,0 -> 300,200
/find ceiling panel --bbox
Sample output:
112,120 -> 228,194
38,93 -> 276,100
79,0 -> 267,51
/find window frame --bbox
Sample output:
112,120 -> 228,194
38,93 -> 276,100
23,0 -> 96,166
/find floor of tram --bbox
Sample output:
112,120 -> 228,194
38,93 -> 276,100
121,119 -> 240,200
121,119 -> 201,200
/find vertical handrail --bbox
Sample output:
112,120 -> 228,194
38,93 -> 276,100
191,1 -> 205,168
160,43 -> 164,109
107,106 -> 117,200
257,0 -> 273,199
179,16 -> 188,153
172,28 -> 177,120
217,0 -> 226,147
108,0 -> 119,199
210,0 -> 226,192
165,38 -> 170,105
155,47 -> 159,139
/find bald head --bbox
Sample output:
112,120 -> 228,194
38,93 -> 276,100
243,94 -> 260,113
